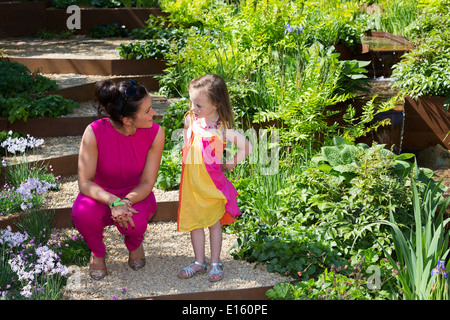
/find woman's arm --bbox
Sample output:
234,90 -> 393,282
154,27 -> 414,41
123,126 -> 165,204
78,125 -> 118,205
223,128 -> 252,171
77,125 -> 137,229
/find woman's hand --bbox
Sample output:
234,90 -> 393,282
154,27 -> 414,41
111,201 -> 139,230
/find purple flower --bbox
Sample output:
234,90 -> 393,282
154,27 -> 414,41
284,23 -> 293,35
431,260 -> 448,278
284,23 -> 303,35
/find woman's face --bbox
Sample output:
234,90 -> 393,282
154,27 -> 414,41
132,94 -> 156,129
189,88 -> 217,120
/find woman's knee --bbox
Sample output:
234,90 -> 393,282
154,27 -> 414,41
72,194 -> 108,228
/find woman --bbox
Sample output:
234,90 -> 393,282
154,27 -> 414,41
72,79 -> 164,280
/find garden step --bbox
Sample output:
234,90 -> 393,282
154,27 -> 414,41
0,200 -> 179,232
8,56 -> 167,76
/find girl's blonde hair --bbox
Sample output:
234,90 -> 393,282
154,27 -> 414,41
188,74 -> 235,129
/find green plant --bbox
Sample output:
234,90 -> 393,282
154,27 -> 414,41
153,98 -> 187,190
0,93 -> 78,123
266,249 -> 398,300
391,34 -> 450,108
14,207 -> 56,245
117,39 -> 173,60
370,174 -> 450,300
55,233 -> 91,267
0,60 -> 57,98
89,23 -> 129,38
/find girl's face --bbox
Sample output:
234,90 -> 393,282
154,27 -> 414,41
131,94 -> 156,128
189,88 -> 217,120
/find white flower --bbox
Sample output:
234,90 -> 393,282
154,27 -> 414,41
0,226 -> 28,248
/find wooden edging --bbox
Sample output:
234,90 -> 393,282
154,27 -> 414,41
0,2 -> 166,37
402,96 -> 450,153
8,57 -> 167,76
135,285 -> 275,300
0,200 -> 179,232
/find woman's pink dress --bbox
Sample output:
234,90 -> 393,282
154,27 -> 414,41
72,118 -> 160,257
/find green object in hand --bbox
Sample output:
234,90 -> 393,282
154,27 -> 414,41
110,198 -> 125,209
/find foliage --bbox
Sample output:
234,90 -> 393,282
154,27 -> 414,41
153,99 -> 187,190
391,0 -> 450,108
52,232 -> 91,267
0,61 -> 78,123
0,93 -> 78,123
365,0 -> 420,37
117,39 -> 174,60
14,207 -> 55,245
89,23 -> 129,38
371,176 -> 450,300
231,136 -> 446,280
266,248 -> 398,300
230,213 -> 346,280
0,60 -> 57,98
391,34 -> 450,107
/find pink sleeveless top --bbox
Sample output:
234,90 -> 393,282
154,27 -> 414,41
90,118 -> 160,195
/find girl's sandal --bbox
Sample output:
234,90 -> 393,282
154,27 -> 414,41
208,263 -> 224,282
178,261 -> 207,279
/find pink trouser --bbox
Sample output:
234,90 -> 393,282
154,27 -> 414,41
71,192 -> 156,257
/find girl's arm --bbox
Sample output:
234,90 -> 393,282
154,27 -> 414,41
123,126 -> 165,204
223,128 -> 252,171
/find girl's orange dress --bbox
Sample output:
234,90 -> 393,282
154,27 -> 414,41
177,116 -> 241,232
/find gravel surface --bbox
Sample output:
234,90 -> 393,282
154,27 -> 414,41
60,222 -> 288,300
0,37 -> 138,59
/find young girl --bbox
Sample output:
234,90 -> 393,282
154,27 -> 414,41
177,74 -> 252,282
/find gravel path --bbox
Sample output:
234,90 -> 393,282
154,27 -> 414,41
0,37 -> 138,59
61,222 -> 288,300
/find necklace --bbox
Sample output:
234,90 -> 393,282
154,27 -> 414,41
194,114 -> 222,130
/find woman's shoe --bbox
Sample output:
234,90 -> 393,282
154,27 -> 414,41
89,254 -> 107,280
178,261 -> 207,279
89,268 -> 107,280
128,258 -> 146,271
208,263 -> 224,282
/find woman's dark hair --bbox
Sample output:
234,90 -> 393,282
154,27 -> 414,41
94,79 -> 148,125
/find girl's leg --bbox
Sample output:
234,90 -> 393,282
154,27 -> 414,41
208,220 -> 223,281
190,227 -> 206,265
178,228 -> 206,277
208,220 -> 222,264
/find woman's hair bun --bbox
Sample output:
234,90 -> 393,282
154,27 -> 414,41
94,79 -> 148,125
95,80 -> 121,107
